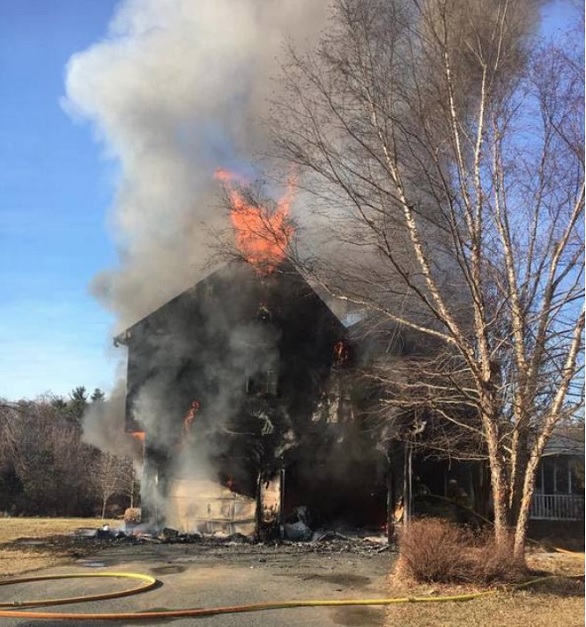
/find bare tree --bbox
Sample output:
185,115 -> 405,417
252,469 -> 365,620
268,0 -> 584,559
0,397 -> 99,515
93,452 -> 134,519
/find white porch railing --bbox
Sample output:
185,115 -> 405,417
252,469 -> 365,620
530,494 -> 585,521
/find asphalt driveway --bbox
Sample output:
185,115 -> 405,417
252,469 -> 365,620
0,539 -> 394,626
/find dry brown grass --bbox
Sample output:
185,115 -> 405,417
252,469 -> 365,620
385,541 -> 585,627
0,517 -> 118,577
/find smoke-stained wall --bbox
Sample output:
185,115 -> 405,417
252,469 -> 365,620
118,260 -> 360,527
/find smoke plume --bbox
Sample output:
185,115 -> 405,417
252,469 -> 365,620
64,0 -> 328,329
81,378 -> 142,461
64,0 -> 329,489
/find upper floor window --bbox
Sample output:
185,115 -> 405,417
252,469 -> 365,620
246,369 -> 278,397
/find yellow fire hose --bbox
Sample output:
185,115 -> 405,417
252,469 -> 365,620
0,569 -> 582,621
0,572 -> 157,608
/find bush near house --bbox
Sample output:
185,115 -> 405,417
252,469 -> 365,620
396,518 -> 525,584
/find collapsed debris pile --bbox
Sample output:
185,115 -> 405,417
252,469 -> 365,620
71,523 -> 390,556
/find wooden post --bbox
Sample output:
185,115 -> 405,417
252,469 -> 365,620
279,465 -> 286,539
386,469 -> 395,544
386,443 -> 406,545
256,469 -> 282,541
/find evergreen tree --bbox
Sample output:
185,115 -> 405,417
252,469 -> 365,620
68,386 -> 88,422
90,388 -> 106,403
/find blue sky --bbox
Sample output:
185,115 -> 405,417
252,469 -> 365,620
0,0 -> 120,400
0,0 -> 580,402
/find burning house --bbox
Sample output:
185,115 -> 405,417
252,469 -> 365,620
115,258 -> 391,537
113,173 -> 392,538
111,169 -> 494,540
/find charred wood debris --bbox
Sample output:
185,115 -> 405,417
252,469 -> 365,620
69,523 -> 391,556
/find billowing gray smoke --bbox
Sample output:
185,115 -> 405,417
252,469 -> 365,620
64,0 -> 329,329
63,0 -> 329,469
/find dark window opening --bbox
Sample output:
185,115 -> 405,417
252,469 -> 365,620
542,458 -> 555,494
556,458 -> 570,494
246,370 -> 279,397
539,457 -> 582,495
570,461 -> 584,494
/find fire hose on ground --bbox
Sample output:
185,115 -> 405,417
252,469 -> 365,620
0,565 -> 583,621
0,493 -> 582,621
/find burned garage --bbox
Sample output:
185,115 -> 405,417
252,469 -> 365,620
115,258 -> 390,539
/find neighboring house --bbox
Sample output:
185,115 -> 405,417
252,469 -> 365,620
530,429 -> 585,522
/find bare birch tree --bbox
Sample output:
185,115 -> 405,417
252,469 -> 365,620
268,0 -> 584,559
93,452 -> 134,519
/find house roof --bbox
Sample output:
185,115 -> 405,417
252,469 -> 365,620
543,425 -> 585,457
112,257 -> 427,362
113,258 -> 347,347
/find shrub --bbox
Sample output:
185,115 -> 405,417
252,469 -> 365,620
396,517 -> 525,584
472,529 -> 526,583
124,507 -> 141,524
397,517 -> 473,583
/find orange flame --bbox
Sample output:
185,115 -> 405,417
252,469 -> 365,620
334,341 -> 349,365
182,400 -> 200,437
130,431 -> 145,443
215,168 -> 295,274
